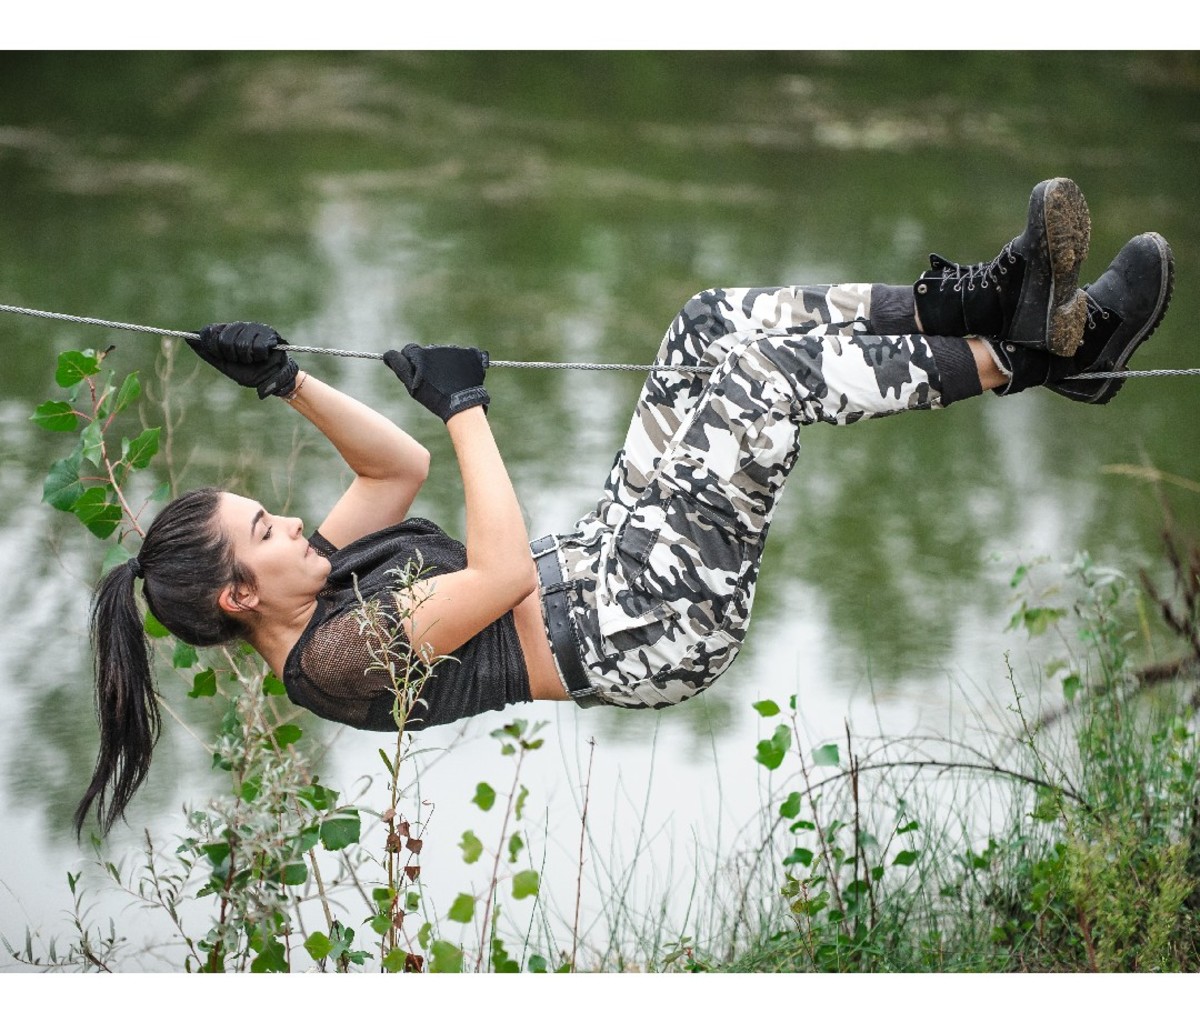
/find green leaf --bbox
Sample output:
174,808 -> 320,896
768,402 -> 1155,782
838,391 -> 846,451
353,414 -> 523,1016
782,847 -> 814,867
893,850 -> 920,867
31,400 -> 79,432
447,893 -> 476,924
100,545 -> 135,575
459,830 -> 483,864
299,824 -> 320,852
43,451 -> 84,511
281,861 -> 308,885
124,426 -> 161,470
251,939 -> 288,973
296,783 -> 338,811
202,842 -> 231,866
779,792 -> 803,819
113,372 -> 141,414
1032,787 -> 1063,823
1012,605 -> 1066,637
754,725 -> 791,771
897,820 -> 920,834
173,640 -> 199,669
79,420 -> 104,466
269,723 -> 303,749
812,743 -> 840,767
528,954 -> 548,973
429,940 -> 463,973
515,784 -> 529,821
55,350 -> 101,388
320,810 -> 362,851
92,374 -> 117,421
72,487 -> 122,538
188,668 -> 217,699
507,832 -> 525,864
1061,673 -> 1082,703
472,782 -> 496,811
144,611 -> 169,638
262,672 -> 286,696
381,948 -> 409,973
304,932 -> 334,960
752,699 -> 781,717
511,870 -> 540,900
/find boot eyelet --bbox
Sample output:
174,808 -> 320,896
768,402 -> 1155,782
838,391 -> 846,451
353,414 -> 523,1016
1005,343 -> 1016,352
917,283 -> 928,294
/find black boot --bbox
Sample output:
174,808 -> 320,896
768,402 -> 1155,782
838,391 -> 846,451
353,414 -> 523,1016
1046,232 -> 1174,405
985,232 -> 1173,400
914,178 -> 1092,356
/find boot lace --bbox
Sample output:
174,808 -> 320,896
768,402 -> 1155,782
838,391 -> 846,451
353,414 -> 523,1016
930,242 -> 1019,293
1083,290 -> 1112,331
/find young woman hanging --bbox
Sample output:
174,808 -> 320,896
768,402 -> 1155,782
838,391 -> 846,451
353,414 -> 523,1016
74,178 -> 1175,836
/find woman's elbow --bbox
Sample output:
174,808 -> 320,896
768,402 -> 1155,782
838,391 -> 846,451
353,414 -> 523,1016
499,558 -> 537,608
408,443 -> 432,485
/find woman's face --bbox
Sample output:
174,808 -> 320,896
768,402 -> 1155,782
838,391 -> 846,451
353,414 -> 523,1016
217,491 -> 330,608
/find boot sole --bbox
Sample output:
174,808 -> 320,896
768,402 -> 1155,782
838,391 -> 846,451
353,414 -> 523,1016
1042,177 -> 1092,357
1080,232 -> 1174,404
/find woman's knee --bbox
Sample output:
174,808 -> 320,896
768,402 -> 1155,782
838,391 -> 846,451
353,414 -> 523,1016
676,289 -> 735,340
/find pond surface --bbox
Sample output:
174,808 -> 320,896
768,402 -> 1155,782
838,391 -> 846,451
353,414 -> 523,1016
1,52 -> 1198,969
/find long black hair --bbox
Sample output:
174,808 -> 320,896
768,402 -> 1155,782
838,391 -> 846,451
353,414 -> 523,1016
74,487 -> 256,837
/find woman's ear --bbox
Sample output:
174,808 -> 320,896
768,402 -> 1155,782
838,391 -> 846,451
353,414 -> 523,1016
218,584 -> 259,616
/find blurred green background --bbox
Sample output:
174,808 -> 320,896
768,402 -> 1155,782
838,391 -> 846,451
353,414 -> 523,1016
1,51 -> 1197,960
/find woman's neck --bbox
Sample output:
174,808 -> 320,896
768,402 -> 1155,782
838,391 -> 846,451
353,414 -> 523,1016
247,599 -> 320,680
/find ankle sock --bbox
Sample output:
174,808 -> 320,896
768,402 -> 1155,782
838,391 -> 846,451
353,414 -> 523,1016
870,284 -> 920,333
925,335 -> 984,405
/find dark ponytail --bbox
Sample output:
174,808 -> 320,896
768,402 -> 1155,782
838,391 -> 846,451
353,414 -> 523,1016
74,487 -> 254,837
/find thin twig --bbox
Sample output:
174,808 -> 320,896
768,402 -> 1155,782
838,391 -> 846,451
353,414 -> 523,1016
572,737 -> 596,973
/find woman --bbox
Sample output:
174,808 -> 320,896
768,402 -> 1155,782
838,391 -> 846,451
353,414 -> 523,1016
75,179 -> 1174,836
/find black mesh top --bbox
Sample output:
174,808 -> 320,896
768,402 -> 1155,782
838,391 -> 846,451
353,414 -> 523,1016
282,518 -> 532,732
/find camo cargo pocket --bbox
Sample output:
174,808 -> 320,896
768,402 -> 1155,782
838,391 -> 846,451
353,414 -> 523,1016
595,477 -> 751,676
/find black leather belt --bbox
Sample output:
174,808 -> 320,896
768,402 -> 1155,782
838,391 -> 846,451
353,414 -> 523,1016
530,535 -> 602,708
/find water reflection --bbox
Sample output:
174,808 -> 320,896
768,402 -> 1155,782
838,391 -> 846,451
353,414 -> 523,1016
2,51 -> 1198,963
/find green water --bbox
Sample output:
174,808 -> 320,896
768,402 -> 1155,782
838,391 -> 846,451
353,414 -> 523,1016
1,51 -> 1198,966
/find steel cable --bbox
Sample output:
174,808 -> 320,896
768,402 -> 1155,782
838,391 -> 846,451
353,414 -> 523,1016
4,301 -> 1197,380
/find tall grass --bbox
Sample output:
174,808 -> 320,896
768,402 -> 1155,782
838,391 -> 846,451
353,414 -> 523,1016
722,549 -> 1200,973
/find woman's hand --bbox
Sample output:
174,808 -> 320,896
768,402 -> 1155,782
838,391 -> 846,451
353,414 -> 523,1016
190,321 -> 300,398
383,344 -> 489,422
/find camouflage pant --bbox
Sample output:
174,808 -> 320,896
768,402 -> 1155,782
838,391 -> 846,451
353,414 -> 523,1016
541,284 -> 947,709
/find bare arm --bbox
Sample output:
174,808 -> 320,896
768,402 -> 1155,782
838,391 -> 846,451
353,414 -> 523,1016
398,407 -> 536,658
282,371 -> 431,547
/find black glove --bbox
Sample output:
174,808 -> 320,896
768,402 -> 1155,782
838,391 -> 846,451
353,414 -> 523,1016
383,344 -> 490,423
189,321 -> 300,399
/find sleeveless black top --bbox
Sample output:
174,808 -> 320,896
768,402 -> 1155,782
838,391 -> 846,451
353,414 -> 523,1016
282,519 -> 531,731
